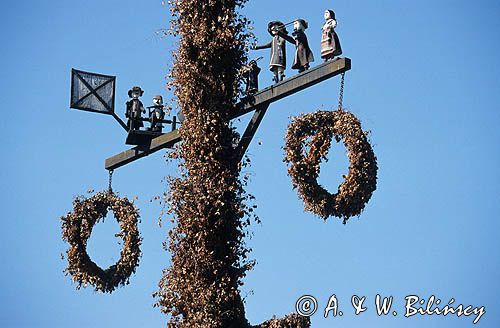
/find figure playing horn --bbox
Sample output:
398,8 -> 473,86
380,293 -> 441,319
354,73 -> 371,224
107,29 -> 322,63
254,21 -> 288,83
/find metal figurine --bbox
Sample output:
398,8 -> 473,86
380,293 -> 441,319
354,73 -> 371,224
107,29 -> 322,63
125,86 -> 146,131
254,21 -> 288,83
148,95 -> 165,133
242,58 -> 262,95
280,19 -> 314,73
321,9 -> 342,62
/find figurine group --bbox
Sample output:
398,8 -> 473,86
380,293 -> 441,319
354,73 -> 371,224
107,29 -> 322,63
245,9 -> 342,92
125,86 -> 167,133
127,11 -> 343,112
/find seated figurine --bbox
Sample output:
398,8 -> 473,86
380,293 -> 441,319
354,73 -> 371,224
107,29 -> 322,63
148,95 -> 165,133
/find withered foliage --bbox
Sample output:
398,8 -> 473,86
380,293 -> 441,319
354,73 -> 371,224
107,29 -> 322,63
252,313 -> 310,328
284,109 -> 378,223
154,1 -> 317,326
61,191 -> 142,293
154,0 -> 254,327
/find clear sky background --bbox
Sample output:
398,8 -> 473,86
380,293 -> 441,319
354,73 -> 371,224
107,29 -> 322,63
1,0 -> 499,327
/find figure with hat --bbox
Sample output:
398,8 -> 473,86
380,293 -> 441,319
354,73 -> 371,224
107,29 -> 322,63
125,86 -> 146,131
321,9 -> 342,62
279,19 -> 315,73
242,57 -> 262,95
148,95 -> 166,133
253,21 -> 288,83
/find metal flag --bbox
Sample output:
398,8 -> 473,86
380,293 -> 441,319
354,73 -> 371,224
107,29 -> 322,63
70,69 -> 116,115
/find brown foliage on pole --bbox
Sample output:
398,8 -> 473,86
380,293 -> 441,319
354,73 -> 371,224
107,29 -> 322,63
252,313 -> 310,328
154,0 -> 255,327
155,1 -> 313,327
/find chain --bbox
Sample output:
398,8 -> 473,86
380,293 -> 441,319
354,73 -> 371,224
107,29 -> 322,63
338,72 -> 345,110
108,170 -> 114,193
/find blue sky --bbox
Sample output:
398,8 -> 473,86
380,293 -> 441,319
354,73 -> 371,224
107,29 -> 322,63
1,0 -> 499,327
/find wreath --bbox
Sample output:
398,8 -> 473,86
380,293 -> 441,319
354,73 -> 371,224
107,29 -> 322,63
284,109 -> 378,223
61,191 -> 142,293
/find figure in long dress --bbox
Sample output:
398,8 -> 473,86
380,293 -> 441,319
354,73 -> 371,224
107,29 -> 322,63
254,21 -> 288,83
279,19 -> 315,73
321,9 -> 342,62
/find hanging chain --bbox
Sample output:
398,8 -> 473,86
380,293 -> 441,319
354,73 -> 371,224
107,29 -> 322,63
108,170 -> 114,193
337,72 -> 345,110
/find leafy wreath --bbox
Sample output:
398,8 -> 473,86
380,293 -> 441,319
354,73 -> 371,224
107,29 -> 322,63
284,109 -> 378,223
61,191 -> 142,293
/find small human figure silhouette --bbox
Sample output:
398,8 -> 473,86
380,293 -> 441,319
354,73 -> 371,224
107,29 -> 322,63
321,9 -> 342,62
148,95 -> 165,133
279,19 -> 315,73
242,59 -> 261,95
125,86 -> 146,131
254,21 -> 288,83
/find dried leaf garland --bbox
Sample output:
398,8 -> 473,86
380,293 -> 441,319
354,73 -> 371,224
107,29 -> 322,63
61,191 -> 142,293
284,109 -> 378,223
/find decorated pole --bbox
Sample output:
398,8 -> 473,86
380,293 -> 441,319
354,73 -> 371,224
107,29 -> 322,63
62,2 -> 376,327
153,0 -> 257,326
153,0 -> 311,326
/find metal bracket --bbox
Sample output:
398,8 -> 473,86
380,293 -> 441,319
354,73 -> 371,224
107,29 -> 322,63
235,104 -> 269,162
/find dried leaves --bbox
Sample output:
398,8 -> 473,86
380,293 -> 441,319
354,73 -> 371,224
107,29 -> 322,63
252,313 -> 310,328
154,0 -> 255,327
61,191 -> 142,293
155,1 -> 319,326
284,109 -> 378,223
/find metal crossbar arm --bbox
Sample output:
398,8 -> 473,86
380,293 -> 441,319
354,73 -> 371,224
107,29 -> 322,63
231,57 -> 351,119
105,57 -> 351,170
111,112 -> 128,131
105,130 -> 180,169
135,117 -> 178,124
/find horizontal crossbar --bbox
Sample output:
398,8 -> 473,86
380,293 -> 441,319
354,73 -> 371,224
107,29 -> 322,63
105,57 -> 351,170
